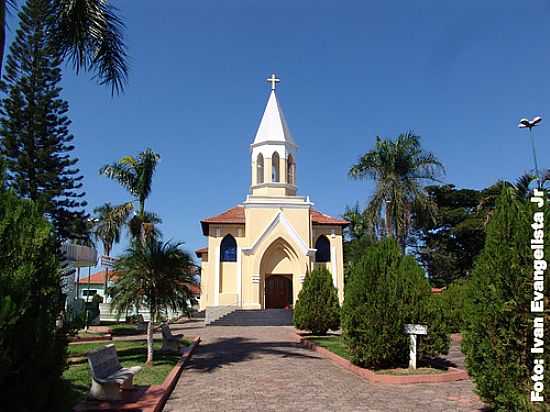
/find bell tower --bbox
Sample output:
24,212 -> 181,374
250,74 -> 297,197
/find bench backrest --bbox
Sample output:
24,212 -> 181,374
161,324 -> 173,339
87,344 -> 122,380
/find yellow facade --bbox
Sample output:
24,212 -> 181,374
198,86 -> 346,311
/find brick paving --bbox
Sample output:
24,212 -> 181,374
164,321 -> 486,412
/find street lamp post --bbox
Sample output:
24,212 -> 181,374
518,116 -> 542,189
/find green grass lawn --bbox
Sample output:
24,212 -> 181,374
68,338 -> 191,357
306,336 -> 446,375
376,367 -> 447,375
307,335 -> 351,360
62,339 -> 191,410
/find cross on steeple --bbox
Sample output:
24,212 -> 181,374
266,73 -> 280,91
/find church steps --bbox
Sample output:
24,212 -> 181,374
207,309 -> 293,326
204,305 -> 239,325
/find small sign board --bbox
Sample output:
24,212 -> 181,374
100,255 -> 118,269
404,324 -> 427,335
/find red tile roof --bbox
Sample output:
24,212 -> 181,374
78,271 -> 201,295
201,204 -> 348,234
431,287 -> 445,294
310,209 -> 349,225
186,283 -> 201,296
195,247 -> 208,257
78,270 -> 117,285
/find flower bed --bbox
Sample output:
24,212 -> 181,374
298,333 -> 469,384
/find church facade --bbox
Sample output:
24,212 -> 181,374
196,76 -> 347,312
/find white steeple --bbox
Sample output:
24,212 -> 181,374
250,74 -> 297,197
252,90 -> 295,147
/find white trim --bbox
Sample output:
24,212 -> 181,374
250,182 -> 297,191
244,201 -> 312,209
241,211 -> 315,257
243,195 -> 313,208
330,246 -> 337,288
237,246 -> 242,307
250,140 -> 298,149
214,242 -> 220,306
252,274 -> 260,284
299,274 -> 306,284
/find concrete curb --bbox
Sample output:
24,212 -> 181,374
295,332 -> 469,384
153,336 -> 201,412
73,336 -> 201,412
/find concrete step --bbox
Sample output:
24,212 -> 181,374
205,305 -> 239,325
210,309 -> 293,326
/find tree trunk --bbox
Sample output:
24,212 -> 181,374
146,309 -> 154,366
139,200 -> 146,245
385,203 -> 393,238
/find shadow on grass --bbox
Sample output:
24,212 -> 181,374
111,326 -> 142,337
186,336 -> 321,373
55,378 -> 89,411
62,347 -> 181,410
68,341 -> 181,364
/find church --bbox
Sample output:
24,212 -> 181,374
196,75 -> 347,318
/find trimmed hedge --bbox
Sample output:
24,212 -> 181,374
293,267 -> 340,335
342,239 -> 449,369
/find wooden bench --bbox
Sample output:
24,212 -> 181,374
87,344 -> 142,400
161,323 -> 184,353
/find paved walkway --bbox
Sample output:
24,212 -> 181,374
164,321 -> 485,412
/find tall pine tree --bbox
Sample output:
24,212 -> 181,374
0,0 -> 87,241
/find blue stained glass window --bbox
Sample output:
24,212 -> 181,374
315,235 -> 331,262
220,234 -> 237,262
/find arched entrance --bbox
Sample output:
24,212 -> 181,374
258,237 -> 300,309
265,275 -> 292,309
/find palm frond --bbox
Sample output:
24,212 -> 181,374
99,162 -> 138,195
349,131 -> 445,248
53,0 -> 128,95
92,201 -> 132,255
109,239 -> 197,319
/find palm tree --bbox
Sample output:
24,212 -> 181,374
92,202 -> 133,288
478,170 -> 550,225
0,0 -> 127,94
343,203 -> 376,241
109,239 -> 197,365
514,169 -> 550,199
100,148 -> 160,241
341,204 -> 376,271
349,131 -> 444,250
128,210 -> 162,241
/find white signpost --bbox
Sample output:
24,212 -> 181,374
404,324 -> 427,369
100,255 -> 118,269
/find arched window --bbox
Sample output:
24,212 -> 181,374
272,151 -> 280,182
220,234 -> 237,262
287,154 -> 295,185
256,153 -> 264,184
315,235 -> 331,262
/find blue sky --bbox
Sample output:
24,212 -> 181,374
7,1 -> 550,262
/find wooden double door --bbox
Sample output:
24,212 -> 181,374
265,275 -> 293,309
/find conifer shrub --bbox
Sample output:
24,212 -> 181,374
462,189 -> 550,411
440,279 -> 469,333
293,267 -> 340,335
420,293 -> 451,358
341,239 -> 450,369
0,189 -> 66,411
